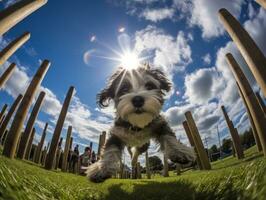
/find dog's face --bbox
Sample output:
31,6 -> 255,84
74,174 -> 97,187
98,66 -> 171,128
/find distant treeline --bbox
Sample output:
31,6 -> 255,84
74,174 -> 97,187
209,128 -> 255,161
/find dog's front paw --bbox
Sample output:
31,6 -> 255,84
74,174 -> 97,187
86,162 -> 112,183
168,144 -> 196,166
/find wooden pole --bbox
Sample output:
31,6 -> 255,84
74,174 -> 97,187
41,146 -> 47,166
0,115 -> 5,127
0,94 -> 22,142
0,32 -> 30,65
145,151 -> 151,179
185,111 -> 211,170
163,147 -> 169,177
69,137 -> 73,150
0,0 -> 47,35
89,141 -> 93,161
0,104 -> 8,126
119,158 -> 124,179
221,106 -> 244,159
32,144 -> 38,162
3,60 -> 50,158
45,86 -> 75,170
237,83 -> 262,152
34,122 -> 48,163
226,53 -> 266,156
76,157 -> 80,174
0,63 -> 16,88
67,137 -> 73,172
255,92 -> 266,114
46,142 -> 50,152
62,126 -> 72,172
182,121 -> 203,169
1,130 -> 8,145
55,137 -> 63,169
137,162 -> 141,179
219,8 -> 266,97
255,0 -> 266,9
25,128 -> 35,160
17,91 -> 46,159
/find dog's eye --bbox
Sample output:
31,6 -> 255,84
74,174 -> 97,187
145,82 -> 157,90
118,85 -> 130,95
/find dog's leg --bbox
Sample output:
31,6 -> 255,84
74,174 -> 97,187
86,135 -> 123,183
131,147 -> 140,179
158,134 -> 196,165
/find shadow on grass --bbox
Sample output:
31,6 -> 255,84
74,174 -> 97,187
102,179 -> 244,200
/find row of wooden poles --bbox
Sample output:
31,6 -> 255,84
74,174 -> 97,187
0,0 -> 88,173
181,6 -> 266,170
0,0 -> 266,178
180,6 -> 266,171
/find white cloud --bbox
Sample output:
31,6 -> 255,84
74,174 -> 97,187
3,0 -> 19,8
184,67 -> 222,104
134,25 -> 192,75
140,8 -> 175,22
64,96 -> 112,142
1,63 -> 30,97
132,0 -> 158,3
163,103 -> 194,127
133,25 -> 192,99
174,0 -> 244,39
244,7 -> 266,54
202,53 -> 211,65
39,86 -> 61,116
123,0 -> 244,39
247,2 -> 256,19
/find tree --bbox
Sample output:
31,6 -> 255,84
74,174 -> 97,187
209,144 -> 220,161
240,128 -> 255,148
209,145 -> 219,154
148,156 -> 163,171
222,138 -> 232,154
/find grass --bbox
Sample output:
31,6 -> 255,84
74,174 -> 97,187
0,146 -> 265,200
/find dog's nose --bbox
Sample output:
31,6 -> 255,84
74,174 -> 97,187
132,96 -> 144,108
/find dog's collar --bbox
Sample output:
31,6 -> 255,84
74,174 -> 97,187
115,119 -> 143,132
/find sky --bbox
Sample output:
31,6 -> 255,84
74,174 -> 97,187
0,0 -> 265,164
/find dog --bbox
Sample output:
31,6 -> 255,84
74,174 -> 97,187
86,65 -> 196,182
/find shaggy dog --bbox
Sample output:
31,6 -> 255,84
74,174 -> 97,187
86,65 -> 196,182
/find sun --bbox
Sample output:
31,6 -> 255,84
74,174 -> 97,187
119,52 -> 140,70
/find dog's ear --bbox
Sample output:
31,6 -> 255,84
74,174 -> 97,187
97,87 -> 114,108
149,69 -> 171,93
97,68 -> 125,107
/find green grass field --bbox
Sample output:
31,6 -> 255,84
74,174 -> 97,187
0,146 -> 265,200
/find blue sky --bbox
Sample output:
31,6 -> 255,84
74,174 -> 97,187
0,0 -> 265,161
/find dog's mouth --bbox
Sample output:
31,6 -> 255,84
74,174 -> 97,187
134,108 -> 144,114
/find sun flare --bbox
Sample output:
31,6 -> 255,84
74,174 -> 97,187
120,52 -> 140,70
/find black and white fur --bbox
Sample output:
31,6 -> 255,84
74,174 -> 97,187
86,65 -> 196,182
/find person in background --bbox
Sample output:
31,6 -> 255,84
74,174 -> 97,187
79,147 -> 91,175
